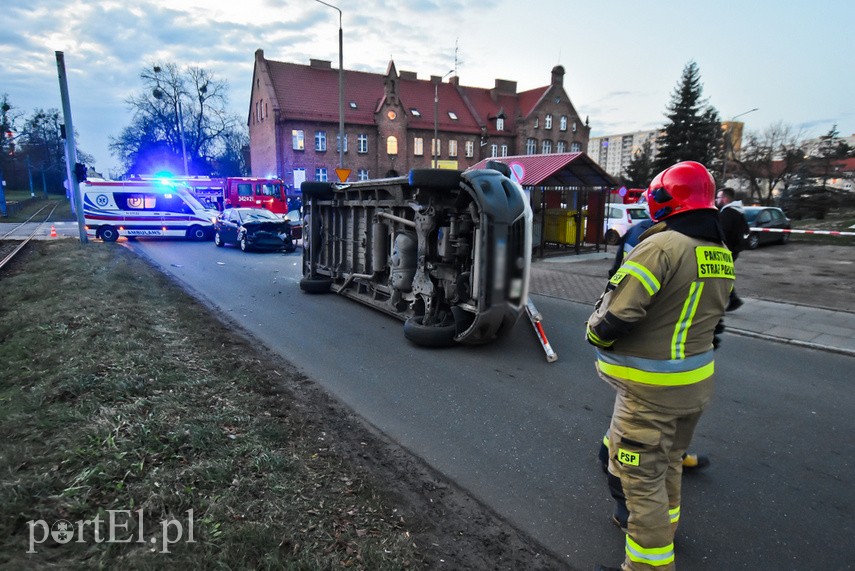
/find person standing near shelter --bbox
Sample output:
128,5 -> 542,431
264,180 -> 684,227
587,161 -> 732,571
716,187 -> 750,311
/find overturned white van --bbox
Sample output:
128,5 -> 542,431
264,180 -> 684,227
81,179 -> 215,242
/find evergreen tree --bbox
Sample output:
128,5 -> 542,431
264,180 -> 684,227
654,61 -> 722,172
623,140 -> 656,188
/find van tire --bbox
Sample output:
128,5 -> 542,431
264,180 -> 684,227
214,231 -> 224,247
99,226 -> 119,242
187,225 -> 208,241
605,229 -> 620,245
408,169 -> 463,189
403,315 -> 457,347
302,182 -> 335,199
300,276 -> 332,294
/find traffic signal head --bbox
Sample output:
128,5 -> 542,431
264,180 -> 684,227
75,162 -> 87,183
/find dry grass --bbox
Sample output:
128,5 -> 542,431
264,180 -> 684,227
0,240 -> 420,569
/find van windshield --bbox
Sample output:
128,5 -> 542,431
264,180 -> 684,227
177,188 -> 205,211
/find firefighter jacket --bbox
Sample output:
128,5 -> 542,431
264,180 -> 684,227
587,210 -> 732,415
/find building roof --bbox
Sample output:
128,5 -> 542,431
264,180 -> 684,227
260,55 -> 555,135
468,153 -> 617,188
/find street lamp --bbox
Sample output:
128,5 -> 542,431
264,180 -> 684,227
315,0 -> 344,170
153,66 -> 189,176
722,107 -> 758,183
433,70 -> 454,168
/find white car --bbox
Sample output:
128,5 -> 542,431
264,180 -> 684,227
603,203 -> 650,245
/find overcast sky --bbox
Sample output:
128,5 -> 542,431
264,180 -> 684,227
3,0 -> 853,175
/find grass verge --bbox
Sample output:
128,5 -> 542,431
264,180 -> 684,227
0,240 -> 420,569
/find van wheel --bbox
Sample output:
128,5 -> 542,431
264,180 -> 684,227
408,169 -> 463,189
605,229 -> 620,245
187,225 -> 208,241
214,231 -> 224,247
300,276 -> 332,294
99,226 -> 119,242
403,315 -> 457,348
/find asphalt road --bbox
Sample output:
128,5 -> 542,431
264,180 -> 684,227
128,239 -> 854,570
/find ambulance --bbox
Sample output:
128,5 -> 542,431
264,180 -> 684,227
81,179 -> 215,242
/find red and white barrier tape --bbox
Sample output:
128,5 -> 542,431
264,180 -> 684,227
750,227 -> 855,237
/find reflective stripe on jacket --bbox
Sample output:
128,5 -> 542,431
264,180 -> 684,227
587,225 -> 732,413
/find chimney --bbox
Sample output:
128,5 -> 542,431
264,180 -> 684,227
449,76 -> 460,86
551,65 -> 565,86
399,70 -> 417,80
310,59 -> 332,70
493,79 -> 517,94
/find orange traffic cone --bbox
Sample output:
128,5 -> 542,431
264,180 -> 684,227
50,225 -> 58,238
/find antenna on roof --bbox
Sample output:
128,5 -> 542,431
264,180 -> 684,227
453,38 -> 463,76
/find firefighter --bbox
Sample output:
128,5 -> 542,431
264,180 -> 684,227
587,161 -> 732,571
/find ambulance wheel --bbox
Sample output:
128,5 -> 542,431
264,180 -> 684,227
214,231 -> 224,247
99,226 -> 119,242
299,276 -> 332,294
605,229 -> 620,245
403,315 -> 457,348
187,225 -> 208,241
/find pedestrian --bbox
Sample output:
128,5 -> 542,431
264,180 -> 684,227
587,161 -> 732,571
716,187 -> 750,311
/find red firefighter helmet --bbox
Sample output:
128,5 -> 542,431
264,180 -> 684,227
645,161 -> 716,222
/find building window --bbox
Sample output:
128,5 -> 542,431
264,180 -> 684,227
572,121 -> 577,133
315,131 -> 326,152
557,141 -> 566,153
534,118 -> 539,129
414,137 -> 424,156
292,168 -> 306,188
545,114 -> 553,129
465,140 -> 474,158
358,134 -> 368,154
560,116 -> 567,131
571,141 -> 582,152
526,138 -> 536,154
358,169 -> 369,181
411,109 -> 421,117
387,136 -> 398,155
542,140 -> 552,154
496,117 -> 504,131
336,134 -> 348,153
448,111 -> 458,120
490,144 -> 498,157
349,101 -> 357,109
431,138 -> 440,157
292,130 -> 305,151
448,140 -> 458,158
315,168 -> 328,181
501,144 -> 508,157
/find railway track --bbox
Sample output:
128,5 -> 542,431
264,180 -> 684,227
0,204 -> 59,272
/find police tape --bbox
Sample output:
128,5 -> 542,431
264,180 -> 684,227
749,227 -> 855,237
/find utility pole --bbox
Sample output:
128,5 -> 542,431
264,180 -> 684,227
56,51 -> 88,244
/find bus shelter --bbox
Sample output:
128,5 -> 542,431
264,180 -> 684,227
468,153 -> 618,257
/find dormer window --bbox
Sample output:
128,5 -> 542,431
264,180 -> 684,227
448,111 -> 458,120
411,109 -> 421,117
496,117 -> 504,131
349,102 -> 358,109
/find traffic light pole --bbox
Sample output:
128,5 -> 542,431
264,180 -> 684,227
55,51 -> 87,244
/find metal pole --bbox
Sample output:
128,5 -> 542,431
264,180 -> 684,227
433,70 -> 454,169
55,51 -> 88,243
315,1 -> 344,170
177,97 -> 189,175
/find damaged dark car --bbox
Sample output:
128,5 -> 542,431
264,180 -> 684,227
214,207 -> 296,252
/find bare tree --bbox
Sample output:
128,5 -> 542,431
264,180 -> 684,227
733,122 -> 805,204
111,62 -> 243,176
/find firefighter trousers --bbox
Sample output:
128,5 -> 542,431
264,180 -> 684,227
606,390 -> 704,570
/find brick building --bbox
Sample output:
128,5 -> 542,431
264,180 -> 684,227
248,50 -> 590,190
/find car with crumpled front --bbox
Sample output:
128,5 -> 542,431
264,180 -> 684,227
213,207 -> 296,252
